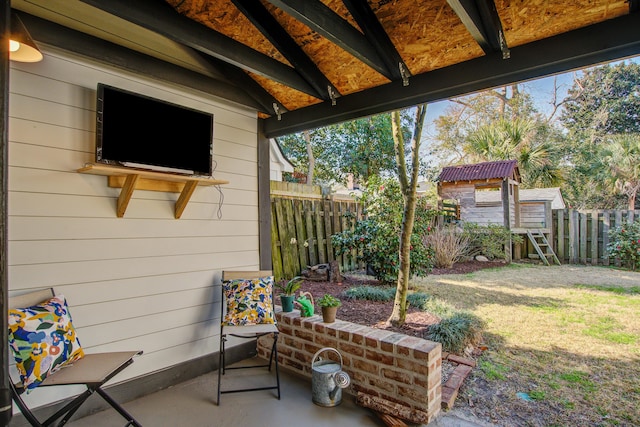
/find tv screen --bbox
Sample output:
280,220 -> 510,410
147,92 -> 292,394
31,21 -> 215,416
96,83 -> 214,176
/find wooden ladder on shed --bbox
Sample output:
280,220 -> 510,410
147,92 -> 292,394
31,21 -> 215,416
526,229 -> 561,266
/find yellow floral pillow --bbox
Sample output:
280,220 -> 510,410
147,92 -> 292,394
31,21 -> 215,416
222,276 -> 276,326
8,295 -> 85,391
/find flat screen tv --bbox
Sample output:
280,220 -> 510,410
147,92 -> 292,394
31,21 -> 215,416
95,83 -> 214,176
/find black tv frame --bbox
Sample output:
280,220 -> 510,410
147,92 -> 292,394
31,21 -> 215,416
95,83 -> 214,177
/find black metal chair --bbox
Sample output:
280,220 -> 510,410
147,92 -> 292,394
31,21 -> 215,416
8,288 -> 143,427
217,271 -> 280,405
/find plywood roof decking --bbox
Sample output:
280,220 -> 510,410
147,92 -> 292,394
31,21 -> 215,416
11,0 -> 639,135
162,0 -> 631,115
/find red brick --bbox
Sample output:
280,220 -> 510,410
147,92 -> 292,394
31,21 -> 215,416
351,333 -> 364,345
303,343 -> 322,355
294,329 -> 314,342
364,330 -> 395,348
413,341 -> 440,360
338,342 -> 365,357
444,365 -> 472,391
427,371 -> 442,390
397,346 -> 410,357
353,359 -> 379,374
313,322 -> 327,334
397,335 -> 426,350
381,368 -> 411,384
277,325 -> 293,336
315,335 -> 338,348
365,350 -> 394,365
368,376 -> 396,393
396,358 -> 428,375
380,332 -> 406,353
441,385 -> 458,410
447,354 -> 476,367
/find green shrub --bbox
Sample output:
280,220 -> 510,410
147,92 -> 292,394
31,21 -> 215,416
406,292 -> 431,309
343,285 -> 395,301
461,222 -> 522,261
332,176 -> 436,284
424,224 -> 469,268
606,220 -> 640,271
426,311 -> 486,354
342,285 -> 485,355
343,286 -> 431,307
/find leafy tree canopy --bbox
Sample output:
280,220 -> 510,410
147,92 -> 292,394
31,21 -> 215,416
277,113 -> 402,186
430,84 -> 565,189
559,61 -> 640,208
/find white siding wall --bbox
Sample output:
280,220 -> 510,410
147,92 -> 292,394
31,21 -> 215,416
7,48 -> 260,408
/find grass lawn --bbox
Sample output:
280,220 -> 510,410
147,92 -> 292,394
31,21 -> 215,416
412,264 -> 640,427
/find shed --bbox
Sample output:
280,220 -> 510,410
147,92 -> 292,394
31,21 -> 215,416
475,187 -> 565,228
438,160 -> 561,265
438,160 -> 521,228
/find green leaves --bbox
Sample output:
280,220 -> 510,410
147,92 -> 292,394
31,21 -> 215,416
332,176 -> 436,284
606,220 -> 640,271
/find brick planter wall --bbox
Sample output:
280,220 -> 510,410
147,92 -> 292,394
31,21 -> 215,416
257,309 -> 442,424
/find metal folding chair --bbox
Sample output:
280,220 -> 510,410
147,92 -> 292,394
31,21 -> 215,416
217,271 -> 280,405
8,288 -> 143,427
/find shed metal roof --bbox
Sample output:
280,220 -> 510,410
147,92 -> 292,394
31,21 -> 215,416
438,160 -> 520,183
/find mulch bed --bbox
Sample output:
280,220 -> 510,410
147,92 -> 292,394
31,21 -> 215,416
275,260 -> 507,339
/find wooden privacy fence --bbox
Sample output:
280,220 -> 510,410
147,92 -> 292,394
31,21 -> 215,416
552,208 -> 640,265
270,181 -> 363,280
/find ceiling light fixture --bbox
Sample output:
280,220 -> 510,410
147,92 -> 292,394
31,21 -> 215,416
9,12 -> 42,62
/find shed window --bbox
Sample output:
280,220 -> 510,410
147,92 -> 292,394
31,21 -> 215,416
475,186 -> 501,206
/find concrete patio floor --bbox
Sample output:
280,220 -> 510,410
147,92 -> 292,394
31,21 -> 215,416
62,358 -> 491,427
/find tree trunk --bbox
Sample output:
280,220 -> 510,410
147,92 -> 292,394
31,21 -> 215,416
304,130 -> 314,184
387,105 -> 427,327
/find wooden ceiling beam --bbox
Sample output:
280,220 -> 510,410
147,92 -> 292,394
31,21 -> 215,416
17,11 -> 265,112
199,54 -> 287,117
262,12 -> 640,137
79,0 -> 319,98
264,0 -> 392,79
447,0 -> 510,59
231,0 -> 338,102
342,0 -> 410,84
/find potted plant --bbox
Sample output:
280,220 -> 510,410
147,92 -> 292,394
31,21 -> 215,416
277,276 -> 303,312
318,294 -> 341,323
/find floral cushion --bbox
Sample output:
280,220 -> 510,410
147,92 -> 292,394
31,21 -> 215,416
222,276 -> 276,326
8,294 -> 85,391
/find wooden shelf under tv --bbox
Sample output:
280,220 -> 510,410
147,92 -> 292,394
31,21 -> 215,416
77,163 -> 228,219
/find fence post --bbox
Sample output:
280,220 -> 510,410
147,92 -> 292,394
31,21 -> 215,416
315,200 -> 327,264
615,210 -> 623,266
293,199 -> 308,270
602,210 -> 610,266
568,209 -> 578,264
270,200 -> 284,280
579,211 -> 587,264
324,198 -> 335,262
304,200 -> 318,266
556,209 -> 565,262
591,210 -> 599,265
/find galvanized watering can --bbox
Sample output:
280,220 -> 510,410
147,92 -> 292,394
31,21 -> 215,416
311,347 -> 351,407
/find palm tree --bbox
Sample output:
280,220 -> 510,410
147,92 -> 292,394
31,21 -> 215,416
464,118 -> 563,188
602,133 -> 640,209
